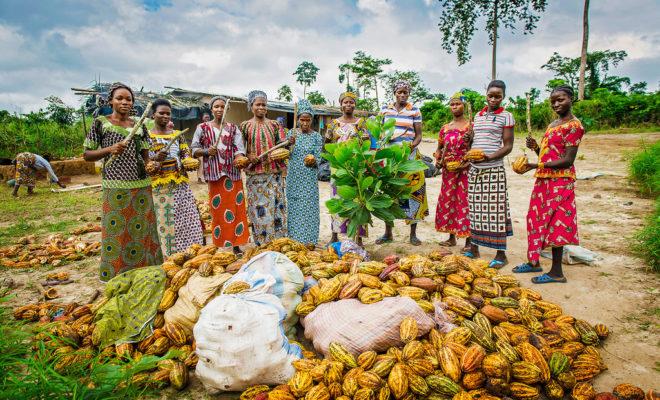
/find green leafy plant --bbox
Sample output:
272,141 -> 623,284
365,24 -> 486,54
323,116 -> 427,238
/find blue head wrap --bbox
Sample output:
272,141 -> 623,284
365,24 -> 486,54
296,99 -> 314,117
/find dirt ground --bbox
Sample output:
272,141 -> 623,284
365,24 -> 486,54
1,133 -> 658,395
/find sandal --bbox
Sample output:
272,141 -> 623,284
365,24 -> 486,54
512,262 -> 543,273
531,273 -> 567,284
409,237 -> 422,246
463,251 -> 476,259
488,259 -> 508,269
375,236 -> 393,245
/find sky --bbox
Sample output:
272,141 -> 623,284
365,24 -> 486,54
0,0 -> 658,113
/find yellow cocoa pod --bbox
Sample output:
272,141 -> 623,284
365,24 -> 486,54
399,316 -> 418,343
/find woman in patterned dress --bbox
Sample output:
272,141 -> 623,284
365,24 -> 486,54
326,91 -> 369,246
513,85 -> 584,284
83,82 -> 163,281
191,96 -> 250,254
434,92 -> 472,250
240,90 -> 292,246
465,80 -> 515,268
286,99 -> 323,245
147,99 -> 204,257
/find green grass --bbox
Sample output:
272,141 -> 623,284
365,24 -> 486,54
0,295 -> 165,399
0,183 -> 100,246
632,198 -> 660,273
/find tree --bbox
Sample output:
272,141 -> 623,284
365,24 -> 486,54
45,96 -> 76,125
338,62 -> 355,91
542,50 -> 628,97
307,91 -> 327,105
350,51 -> 392,106
293,61 -> 320,98
381,70 -> 434,104
277,85 -> 293,102
437,0 -> 548,80
578,0 -> 590,100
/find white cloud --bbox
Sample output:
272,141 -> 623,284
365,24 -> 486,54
0,0 -> 658,113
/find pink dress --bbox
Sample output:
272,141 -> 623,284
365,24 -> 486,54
435,123 -> 471,238
526,119 -> 585,262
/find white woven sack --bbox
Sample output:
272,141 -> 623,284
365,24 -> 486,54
194,289 -> 302,393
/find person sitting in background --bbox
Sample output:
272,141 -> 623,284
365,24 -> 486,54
12,152 -> 66,196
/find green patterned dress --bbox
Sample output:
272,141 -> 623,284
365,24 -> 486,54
84,116 -> 163,281
285,128 -> 323,245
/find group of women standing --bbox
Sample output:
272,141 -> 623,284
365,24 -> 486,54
433,80 -> 584,284
83,78 -> 584,285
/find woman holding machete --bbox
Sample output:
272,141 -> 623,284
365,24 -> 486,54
240,90 -> 293,246
83,82 -> 163,281
147,99 -> 204,257
191,96 -> 250,255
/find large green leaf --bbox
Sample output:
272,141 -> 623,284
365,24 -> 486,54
360,176 -> 374,191
325,198 -> 344,213
337,185 -> 357,199
397,160 -> 428,173
367,194 -> 393,209
324,143 -> 337,153
385,177 -> 410,186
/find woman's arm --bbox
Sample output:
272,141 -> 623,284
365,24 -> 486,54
529,146 -> 579,169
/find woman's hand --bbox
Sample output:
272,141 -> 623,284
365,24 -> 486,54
526,137 -> 539,151
207,147 -> 218,157
288,136 -> 296,146
248,153 -> 259,164
154,150 -> 168,161
472,154 -> 490,163
110,142 -> 127,156
464,128 -> 474,143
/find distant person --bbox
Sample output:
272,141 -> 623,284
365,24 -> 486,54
12,152 -> 66,196
147,99 -> 204,257
465,80 -> 515,268
83,82 -> 163,281
197,113 -> 211,183
276,116 -> 286,130
513,85 -> 584,284
434,92 -> 472,251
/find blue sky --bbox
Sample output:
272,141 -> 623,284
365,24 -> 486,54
0,0 -> 658,112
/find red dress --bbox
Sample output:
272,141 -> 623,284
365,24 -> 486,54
435,123 -> 471,238
526,119 -> 585,262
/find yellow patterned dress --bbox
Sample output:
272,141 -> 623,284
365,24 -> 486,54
148,130 -> 204,256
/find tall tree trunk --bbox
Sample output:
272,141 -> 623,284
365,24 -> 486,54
491,0 -> 499,80
374,77 -> 379,107
303,85 -> 307,98
578,0 -> 590,100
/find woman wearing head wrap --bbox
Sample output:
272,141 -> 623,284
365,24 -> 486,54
466,80 -> 515,268
146,99 -> 204,256
434,92 -> 472,250
191,96 -> 250,254
512,85 -> 584,284
240,90 -> 290,246
376,80 -> 428,245
326,91 -> 369,245
83,82 -> 163,281
285,99 -> 323,245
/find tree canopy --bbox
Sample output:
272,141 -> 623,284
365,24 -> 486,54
293,61 -> 319,97
307,91 -> 327,105
277,85 -> 293,102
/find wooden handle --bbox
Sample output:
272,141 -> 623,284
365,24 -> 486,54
161,128 -> 189,153
105,102 -> 152,168
212,100 -> 234,148
525,93 -> 532,138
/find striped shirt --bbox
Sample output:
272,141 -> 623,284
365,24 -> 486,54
191,122 -> 245,181
379,102 -> 422,143
471,107 -> 515,168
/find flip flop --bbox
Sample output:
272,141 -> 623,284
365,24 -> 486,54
512,262 -> 543,273
488,259 -> 508,269
463,251 -> 476,259
375,236 -> 393,245
532,273 -> 567,284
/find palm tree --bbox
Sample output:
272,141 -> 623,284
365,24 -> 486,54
578,0 -> 590,100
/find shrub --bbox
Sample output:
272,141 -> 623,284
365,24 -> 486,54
632,198 -> 660,272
